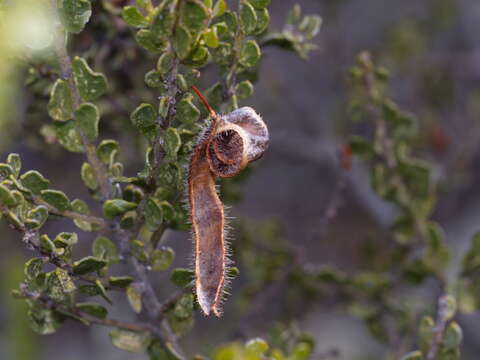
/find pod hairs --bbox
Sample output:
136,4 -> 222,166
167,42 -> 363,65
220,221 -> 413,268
187,86 -> 269,316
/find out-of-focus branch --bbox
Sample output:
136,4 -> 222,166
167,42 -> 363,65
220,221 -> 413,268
426,295 -> 451,360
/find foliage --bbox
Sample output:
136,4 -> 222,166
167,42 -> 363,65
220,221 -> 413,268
0,0 -> 321,359
2,0 -> 477,359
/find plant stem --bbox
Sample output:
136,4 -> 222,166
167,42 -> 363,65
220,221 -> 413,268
50,1 -> 112,200
19,283 -> 152,333
358,51 -> 426,240
33,195 -> 107,227
427,294 -> 451,360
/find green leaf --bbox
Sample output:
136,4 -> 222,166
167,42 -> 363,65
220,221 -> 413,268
0,163 -> 13,179
299,15 -> 322,40
25,258 -> 44,280
443,321 -> 462,349
73,256 -> 108,275
400,351 -> 424,360
145,198 -> 163,231
93,236 -> 119,264
72,57 -> 108,101
176,74 -> 189,92
173,293 -> 194,319
170,268 -> 194,287
148,340 -> 184,360
151,3 -> 175,38
131,239 -> 148,262
131,103 -> 157,142
254,8 -> 269,35
235,80 -> 254,100
249,0 -> 270,9
203,27 -> 219,48
220,10 -> 238,32
398,160 -> 431,199
181,0 -> 210,32
26,206 -> 49,229
157,52 -> 175,75
122,6 -> 149,27
20,171 -> 50,195
58,0 -> 92,34
239,1 -> 257,35
189,45 -> 210,67
160,200 -> 175,222
97,140 -> 119,164
54,232 -> 78,248
158,96 -> 169,118
39,235 -> 56,253
246,338 -> 269,355
0,184 -> 18,207
110,329 -> 152,353
48,79 -> 74,121
28,306 -> 62,335
205,82 -> 223,112
419,316 -> 435,353
287,4 -> 301,25
75,103 -> 99,142
127,284 -> 143,313
151,247 -> 175,271
144,70 -> 163,88
46,268 -> 76,301
213,0 -> 226,17
78,282 -> 112,304
136,29 -> 167,53
164,128 -> 182,160
103,199 -> 137,219
239,39 -> 261,68
183,68 -> 200,87
81,162 -> 98,190
175,26 -> 192,59
71,198 -> 92,231
349,135 -> 375,158
289,342 -> 313,360
108,276 -> 134,288
76,302 -> 108,319
40,189 -> 72,212
121,211 -> 137,229
7,153 -> 21,178
123,185 -> 144,203
54,120 -> 84,152
136,0 -> 152,8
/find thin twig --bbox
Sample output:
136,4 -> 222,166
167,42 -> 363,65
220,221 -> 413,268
33,195 -> 107,227
358,52 -> 426,240
19,283 -> 152,333
427,295 -> 451,360
50,0 -> 112,200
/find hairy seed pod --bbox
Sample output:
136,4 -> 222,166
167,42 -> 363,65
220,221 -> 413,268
188,87 -> 269,316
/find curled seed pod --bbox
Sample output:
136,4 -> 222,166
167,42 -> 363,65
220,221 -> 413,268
188,86 -> 269,316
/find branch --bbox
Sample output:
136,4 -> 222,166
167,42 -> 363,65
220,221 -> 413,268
426,295 -> 451,360
358,52 -> 426,239
33,195 -> 107,228
19,283 -> 152,333
50,1 -> 112,200
222,1 -> 244,106
19,229 -> 121,291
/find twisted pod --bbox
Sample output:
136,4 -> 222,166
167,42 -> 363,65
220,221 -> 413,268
188,86 -> 269,316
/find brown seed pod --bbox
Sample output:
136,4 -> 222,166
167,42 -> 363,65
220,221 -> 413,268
188,86 -> 269,316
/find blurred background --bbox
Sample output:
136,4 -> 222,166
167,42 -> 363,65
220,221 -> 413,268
1,0 -> 480,359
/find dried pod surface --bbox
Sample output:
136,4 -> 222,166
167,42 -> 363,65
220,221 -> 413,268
188,93 -> 269,316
